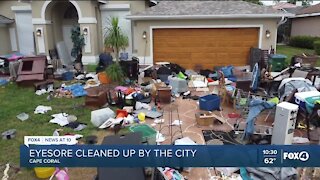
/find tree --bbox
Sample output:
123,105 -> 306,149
104,17 -> 129,63
243,0 -> 263,5
273,0 -> 313,6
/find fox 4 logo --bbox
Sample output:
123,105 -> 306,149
283,151 -> 309,162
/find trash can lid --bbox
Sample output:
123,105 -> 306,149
268,54 -> 287,58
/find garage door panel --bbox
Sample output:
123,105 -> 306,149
159,36 -> 254,42
153,28 -> 258,69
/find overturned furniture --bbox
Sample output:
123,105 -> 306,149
16,56 -> 47,85
85,86 -> 108,108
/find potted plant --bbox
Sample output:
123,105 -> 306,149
70,26 -> 85,72
106,63 -> 124,83
104,17 -> 129,82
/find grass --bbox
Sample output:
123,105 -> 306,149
86,64 -> 97,73
276,45 -> 317,65
0,80 -> 98,178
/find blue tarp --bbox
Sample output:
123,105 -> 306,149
64,83 -> 87,97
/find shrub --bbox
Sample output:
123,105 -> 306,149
106,63 -> 125,82
289,36 -> 320,49
315,41 -> 320,55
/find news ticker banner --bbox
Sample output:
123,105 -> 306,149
21,137 -> 320,167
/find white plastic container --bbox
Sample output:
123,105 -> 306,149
91,108 -> 115,127
294,91 -> 320,104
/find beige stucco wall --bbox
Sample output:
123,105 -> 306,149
0,26 -> 11,54
132,18 -> 279,62
107,0 -> 147,13
0,1 -> 30,53
98,1 -> 147,54
291,16 -> 320,37
0,1 -> 29,19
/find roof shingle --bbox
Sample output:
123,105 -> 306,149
129,0 -> 288,18
0,15 -> 14,24
296,3 -> 320,15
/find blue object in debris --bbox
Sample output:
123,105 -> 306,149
0,79 -> 9,86
62,71 -> 74,81
64,83 -> 87,97
199,94 -> 220,111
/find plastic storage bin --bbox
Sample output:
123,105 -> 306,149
268,54 -> 287,72
34,167 -> 55,179
129,124 -> 157,145
199,94 -> 220,111
91,108 -> 115,127
168,75 -> 188,93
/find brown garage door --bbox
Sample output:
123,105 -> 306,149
153,28 -> 259,69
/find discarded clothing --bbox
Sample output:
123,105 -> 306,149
34,105 -> 52,114
245,99 -> 275,137
35,89 -> 47,96
50,113 -> 69,126
135,101 -> 151,110
114,86 -> 128,92
66,122 -> 87,131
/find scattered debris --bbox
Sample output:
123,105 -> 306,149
49,113 -> 69,126
2,129 -> 16,140
91,108 -> 115,127
292,137 -> 310,144
154,118 -> 165,124
171,120 -> 183,126
0,79 -> 9,86
34,105 -> 52,114
156,131 -> 165,143
16,112 -> 29,121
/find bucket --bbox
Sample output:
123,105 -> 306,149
138,112 -> 146,122
98,72 -> 110,84
34,167 -> 55,179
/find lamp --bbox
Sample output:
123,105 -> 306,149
83,28 -> 88,36
265,30 -> 271,38
36,29 -> 42,37
142,31 -> 147,39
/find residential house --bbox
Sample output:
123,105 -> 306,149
290,3 -> 320,37
0,0 -> 290,68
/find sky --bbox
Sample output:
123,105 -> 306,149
261,0 -> 320,5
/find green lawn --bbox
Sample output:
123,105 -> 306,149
0,79 -> 98,177
276,45 -> 317,65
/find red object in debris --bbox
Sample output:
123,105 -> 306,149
228,113 -> 240,118
116,109 -> 128,118
124,88 -> 135,95
207,78 -> 214,82
64,133 -> 75,136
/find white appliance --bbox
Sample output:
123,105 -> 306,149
271,102 -> 298,145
